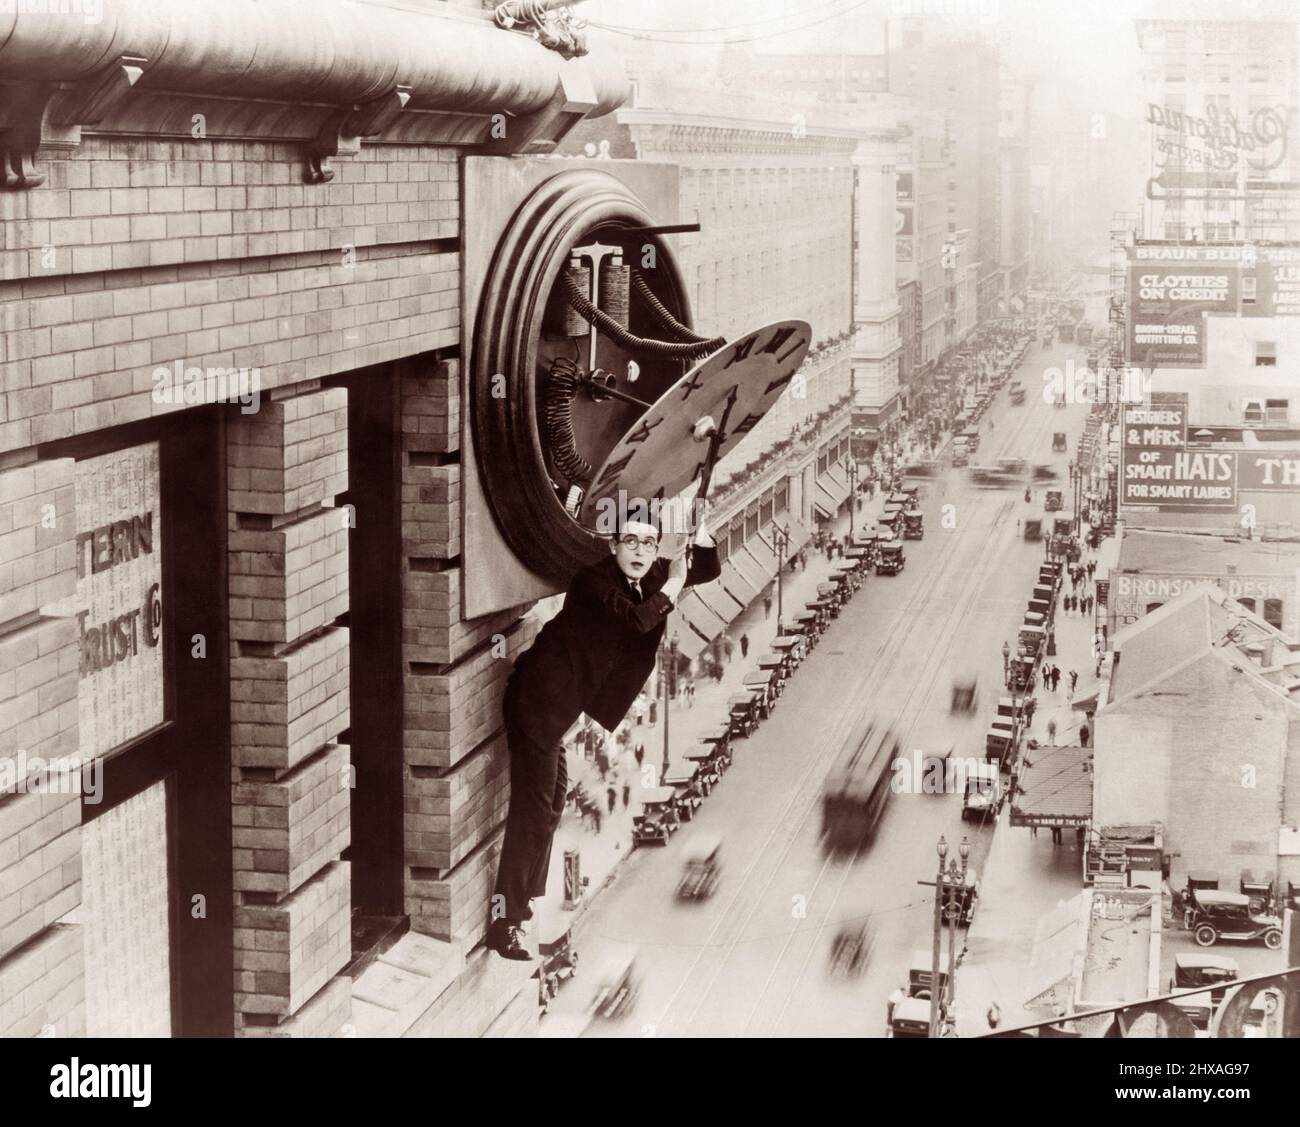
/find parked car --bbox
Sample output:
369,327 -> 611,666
1185,889 -> 1282,950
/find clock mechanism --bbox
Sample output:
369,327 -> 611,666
471,166 -> 810,587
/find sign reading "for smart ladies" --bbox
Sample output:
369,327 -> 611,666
1121,393 -> 1237,512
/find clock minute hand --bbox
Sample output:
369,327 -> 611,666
684,386 -> 738,561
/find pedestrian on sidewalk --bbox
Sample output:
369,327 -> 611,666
1069,669 -> 1078,692
1002,640 -> 1010,678
1047,717 -> 1057,745
592,806 -> 602,833
1051,665 -> 1061,691
634,743 -> 644,770
606,785 -> 617,815
1087,560 -> 1095,580
763,593 -> 773,620
1051,826 -> 1062,845
740,633 -> 749,659
724,635 -> 735,664
1024,696 -> 1037,727
1080,722 -> 1090,748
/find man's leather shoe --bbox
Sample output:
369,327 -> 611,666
486,922 -> 532,961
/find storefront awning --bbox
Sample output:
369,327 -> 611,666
1010,745 -> 1093,828
693,567 -> 749,627
669,591 -> 727,659
740,535 -> 779,579
816,464 -> 851,517
726,547 -> 769,595
716,560 -> 761,612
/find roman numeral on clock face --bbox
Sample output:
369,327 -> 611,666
624,415 -> 663,445
678,370 -> 705,402
721,335 -> 758,370
732,411 -> 763,435
765,325 -> 806,363
590,451 -> 636,497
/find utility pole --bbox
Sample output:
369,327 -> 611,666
919,835 -> 972,1037
661,633 -> 678,780
772,523 -> 790,632
842,456 -> 859,537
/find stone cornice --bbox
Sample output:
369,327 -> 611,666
0,0 -> 629,184
623,119 -> 871,159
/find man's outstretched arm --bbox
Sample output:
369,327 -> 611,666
574,567 -> 678,635
685,522 -> 721,587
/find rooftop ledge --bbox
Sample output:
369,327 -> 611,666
0,0 -> 629,184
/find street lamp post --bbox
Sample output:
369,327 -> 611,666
661,632 -> 679,779
772,523 -> 790,632
842,456 -> 859,537
926,834 -> 972,1037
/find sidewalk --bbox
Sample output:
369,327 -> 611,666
531,489 -> 895,941
952,525 -> 1124,1035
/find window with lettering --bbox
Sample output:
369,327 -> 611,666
48,443 -> 165,759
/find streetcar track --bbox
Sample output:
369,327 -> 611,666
760,496 -> 1018,1033
671,485 -> 1002,1032
645,487 -> 981,1030
732,350 -> 1071,1032
584,347 -> 1086,1037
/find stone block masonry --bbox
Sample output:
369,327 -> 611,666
0,456 -> 83,1037
227,385 -> 354,1035
0,127 -> 545,1038
0,141 -> 460,453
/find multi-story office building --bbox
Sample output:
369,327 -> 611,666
998,77 -> 1034,313
1135,1 -> 1300,243
888,17 -> 1004,336
560,60 -> 901,651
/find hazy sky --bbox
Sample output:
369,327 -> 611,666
585,0 -> 1148,113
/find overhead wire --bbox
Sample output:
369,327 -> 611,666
591,0 -> 860,36
588,0 -> 881,46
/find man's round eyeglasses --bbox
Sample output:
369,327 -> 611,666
616,535 -> 659,552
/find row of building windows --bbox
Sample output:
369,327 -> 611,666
718,480 -> 790,564
1146,598 -> 1283,629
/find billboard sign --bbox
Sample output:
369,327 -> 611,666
1127,246 -> 1300,346
1236,450 -> 1300,492
1127,254 -> 1240,366
1111,573 -> 1295,623
1121,393 -> 1238,511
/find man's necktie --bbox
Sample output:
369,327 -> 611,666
629,579 -> 641,600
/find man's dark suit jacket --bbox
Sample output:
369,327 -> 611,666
508,544 -> 722,747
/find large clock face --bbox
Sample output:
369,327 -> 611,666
471,168 -> 810,587
580,321 -> 811,529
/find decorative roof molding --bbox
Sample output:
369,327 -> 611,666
0,0 -> 628,186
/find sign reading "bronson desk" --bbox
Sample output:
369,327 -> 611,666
50,443 -> 165,758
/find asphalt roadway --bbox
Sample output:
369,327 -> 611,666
542,336 -> 1095,1038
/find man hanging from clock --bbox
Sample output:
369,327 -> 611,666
486,509 -> 721,960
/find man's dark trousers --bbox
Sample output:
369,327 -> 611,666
493,686 -> 568,924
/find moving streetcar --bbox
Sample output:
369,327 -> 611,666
821,722 -> 901,853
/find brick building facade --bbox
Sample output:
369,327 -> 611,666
1094,587 -> 1300,892
0,0 -> 625,1037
